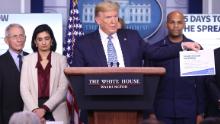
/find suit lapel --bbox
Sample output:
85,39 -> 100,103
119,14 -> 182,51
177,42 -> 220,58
5,51 -> 20,72
50,52 -> 56,95
91,30 -> 108,66
117,30 -> 130,67
32,53 -> 38,92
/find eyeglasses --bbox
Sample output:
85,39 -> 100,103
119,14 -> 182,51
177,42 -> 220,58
7,34 -> 26,40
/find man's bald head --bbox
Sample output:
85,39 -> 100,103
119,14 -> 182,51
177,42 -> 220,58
166,10 -> 185,42
167,10 -> 185,22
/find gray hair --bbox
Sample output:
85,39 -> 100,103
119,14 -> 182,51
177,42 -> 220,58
5,23 -> 25,37
9,111 -> 41,124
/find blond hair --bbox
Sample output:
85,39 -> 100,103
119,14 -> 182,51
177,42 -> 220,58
95,1 -> 119,17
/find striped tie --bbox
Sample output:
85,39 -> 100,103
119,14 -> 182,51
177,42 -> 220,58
107,35 -> 118,67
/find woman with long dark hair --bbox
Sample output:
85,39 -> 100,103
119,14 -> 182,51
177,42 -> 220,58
20,24 -> 70,123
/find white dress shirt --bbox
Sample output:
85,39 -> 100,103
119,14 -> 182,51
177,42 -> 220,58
99,28 -> 125,67
9,49 -> 23,70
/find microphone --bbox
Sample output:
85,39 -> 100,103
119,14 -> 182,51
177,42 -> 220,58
116,62 -> 120,67
110,62 -> 113,67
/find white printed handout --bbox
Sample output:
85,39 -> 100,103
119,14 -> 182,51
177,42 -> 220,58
180,50 -> 215,76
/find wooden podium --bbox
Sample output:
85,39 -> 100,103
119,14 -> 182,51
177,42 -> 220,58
64,67 -> 165,124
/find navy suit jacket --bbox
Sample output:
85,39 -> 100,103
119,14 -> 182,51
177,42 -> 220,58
0,51 -> 28,124
71,29 -> 146,67
146,35 -> 205,118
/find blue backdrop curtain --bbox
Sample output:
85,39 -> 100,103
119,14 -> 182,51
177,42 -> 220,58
31,0 -> 43,13
188,0 -> 203,13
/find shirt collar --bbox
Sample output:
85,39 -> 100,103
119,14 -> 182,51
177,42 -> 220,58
36,52 -> 52,68
165,34 -> 187,45
37,52 -> 52,61
8,49 -> 23,59
99,27 -> 117,40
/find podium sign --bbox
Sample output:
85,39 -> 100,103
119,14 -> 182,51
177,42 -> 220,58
65,67 -> 165,124
64,67 -> 165,110
85,74 -> 143,95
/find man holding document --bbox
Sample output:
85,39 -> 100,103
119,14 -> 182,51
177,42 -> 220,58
145,11 -> 205,124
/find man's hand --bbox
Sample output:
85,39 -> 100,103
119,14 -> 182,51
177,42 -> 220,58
182,42 -> 201,51
217,99 -> 220,110
148,113 -> 157,120
196,114 -> 204,124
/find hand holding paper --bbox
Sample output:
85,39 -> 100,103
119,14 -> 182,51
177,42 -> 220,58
180,50 -> 215,76
182,42 -> 201,51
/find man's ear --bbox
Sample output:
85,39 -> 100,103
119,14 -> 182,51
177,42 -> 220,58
4,37 -> 9,45
165,22 -> 168,29
95,16 -> 101,25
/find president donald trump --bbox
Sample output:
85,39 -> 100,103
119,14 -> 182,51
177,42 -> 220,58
72,1 -> 146,67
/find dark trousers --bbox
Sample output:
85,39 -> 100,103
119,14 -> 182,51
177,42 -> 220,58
157,116 -> 196,124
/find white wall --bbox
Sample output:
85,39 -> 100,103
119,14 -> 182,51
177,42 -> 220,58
0,0 -> 30,13
203,0 -> 220,14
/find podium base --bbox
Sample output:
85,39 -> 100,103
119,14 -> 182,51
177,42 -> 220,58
89,111 -> 143,124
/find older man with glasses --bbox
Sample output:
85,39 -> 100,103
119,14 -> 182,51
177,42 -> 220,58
0,23 -> 28,124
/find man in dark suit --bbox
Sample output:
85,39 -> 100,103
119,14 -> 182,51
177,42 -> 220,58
0,23 -> 28,124
72,29 -> 145,67
71,1 -> 146,123
145,11 -> 205,124
72,1 -> 146,67
206,48 -> 220,117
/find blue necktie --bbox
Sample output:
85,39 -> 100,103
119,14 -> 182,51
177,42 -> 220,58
107,35 -> 118,67
17,54 -> 22,71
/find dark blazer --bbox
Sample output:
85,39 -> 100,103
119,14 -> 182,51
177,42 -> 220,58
72,29 -> 146,67
0,51 -> 28,124
206,47 -> 220,117
145,36 -> 205,118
